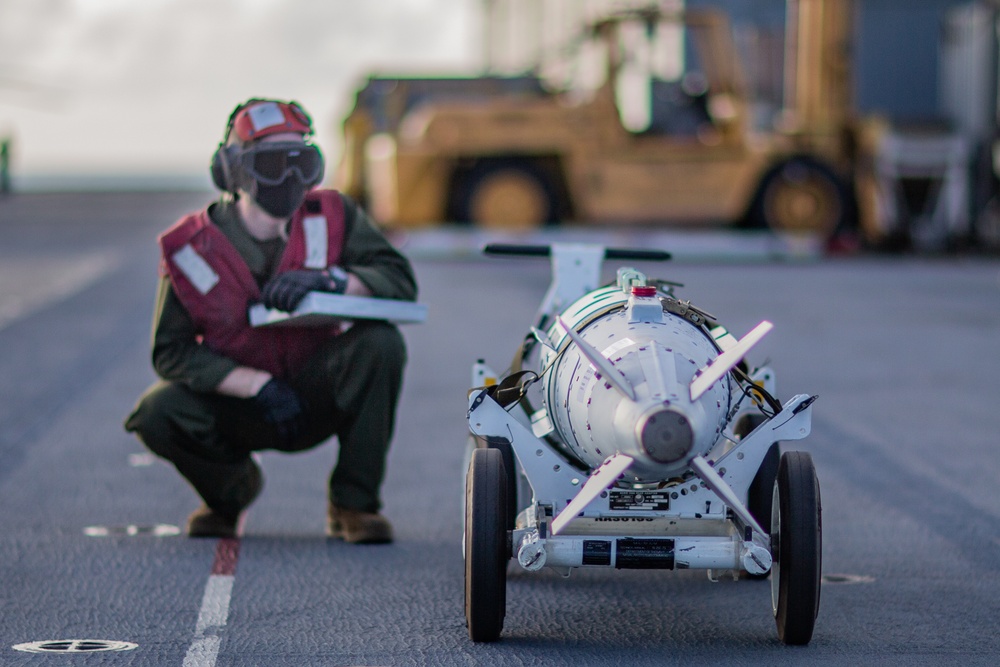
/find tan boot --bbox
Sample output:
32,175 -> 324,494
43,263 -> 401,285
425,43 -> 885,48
326,504 -> 393,544
186,505 -> 239,538
187,464 -> 263,538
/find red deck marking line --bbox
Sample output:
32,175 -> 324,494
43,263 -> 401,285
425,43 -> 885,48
184,528 -> 245,666
211,537 -> 240,576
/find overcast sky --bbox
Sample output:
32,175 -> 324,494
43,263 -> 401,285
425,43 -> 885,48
0,0 -> 479,187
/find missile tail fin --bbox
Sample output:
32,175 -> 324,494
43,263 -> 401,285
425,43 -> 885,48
689,455 -> 767,538
690,320 -> 773,401
551,453 -> 634,535
557,316 -> 636,401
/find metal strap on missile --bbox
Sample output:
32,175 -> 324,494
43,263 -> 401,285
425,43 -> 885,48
662,296 -> 715,327
477,370 -> 536,408
508,331 -> 534,376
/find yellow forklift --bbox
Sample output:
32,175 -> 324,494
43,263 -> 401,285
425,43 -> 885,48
335,0 -> 876,244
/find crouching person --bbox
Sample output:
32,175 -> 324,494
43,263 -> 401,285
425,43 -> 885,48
125,98 -> 417,543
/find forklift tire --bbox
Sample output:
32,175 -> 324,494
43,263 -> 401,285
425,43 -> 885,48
465,447 -> 509,642
453,160 -> 558,229
771,450 -> 822,645
748,157 -> 850,237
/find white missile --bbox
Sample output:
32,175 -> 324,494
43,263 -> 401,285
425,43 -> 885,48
542,286 -> 773,532
541,285 -> 731,482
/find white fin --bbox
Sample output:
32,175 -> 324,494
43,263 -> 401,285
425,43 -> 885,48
557,316 -> 636,401
690,320 -> 773,401
551,453 -> 634,536
689,455 -> 767,538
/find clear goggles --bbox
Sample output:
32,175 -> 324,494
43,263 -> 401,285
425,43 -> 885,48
236,142 -> 324,186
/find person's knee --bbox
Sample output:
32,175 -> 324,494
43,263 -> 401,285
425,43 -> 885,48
299,323 -> 408,411
125,382 -> 195,456
347,321 -> 406,375
368,322 -> 407,371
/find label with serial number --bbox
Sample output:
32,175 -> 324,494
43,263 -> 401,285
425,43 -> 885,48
609,490 -> 670,511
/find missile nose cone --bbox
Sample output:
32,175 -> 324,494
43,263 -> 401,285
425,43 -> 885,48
637,407 -> 694,465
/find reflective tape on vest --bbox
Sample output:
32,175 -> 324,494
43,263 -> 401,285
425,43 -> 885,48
302,215 -> 328,269
172,243 -> 220,295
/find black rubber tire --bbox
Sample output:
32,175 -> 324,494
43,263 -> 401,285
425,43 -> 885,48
746,157 -> 851,238
451,160 -> 558,228
464,447 -> 509,642
771,451 -> 822,645
474,436 -> 518,531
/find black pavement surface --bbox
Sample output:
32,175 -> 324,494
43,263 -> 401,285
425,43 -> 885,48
1,192 -> 999,665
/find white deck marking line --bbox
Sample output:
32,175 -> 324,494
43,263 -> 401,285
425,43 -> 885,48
182,526 -> 243,667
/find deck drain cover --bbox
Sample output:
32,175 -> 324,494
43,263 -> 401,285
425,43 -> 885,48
13,640 -> 138,653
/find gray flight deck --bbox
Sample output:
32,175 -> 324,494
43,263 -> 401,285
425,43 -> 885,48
1,192 -> 999,665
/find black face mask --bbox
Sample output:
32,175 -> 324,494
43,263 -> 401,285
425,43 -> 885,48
253,176 -> 308,218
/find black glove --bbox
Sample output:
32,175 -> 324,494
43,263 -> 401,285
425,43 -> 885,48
260,267 -> 349,312
254,378 -> 307,445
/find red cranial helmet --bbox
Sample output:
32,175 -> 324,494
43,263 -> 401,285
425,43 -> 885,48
227,99 -> 314,144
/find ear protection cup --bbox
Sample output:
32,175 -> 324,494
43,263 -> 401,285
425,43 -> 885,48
210,145 -> 227,191
210,143 -> 239,192
210,102 -> 250,192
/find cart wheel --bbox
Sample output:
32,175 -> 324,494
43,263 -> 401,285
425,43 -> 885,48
465,447 -> 509,642
770,451 -> 822,645
474,436 -> 518,531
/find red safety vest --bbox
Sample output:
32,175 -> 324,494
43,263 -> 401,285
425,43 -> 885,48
159,189 -> 346,379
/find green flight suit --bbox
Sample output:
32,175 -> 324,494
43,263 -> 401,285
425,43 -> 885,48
125,194 -> 417,516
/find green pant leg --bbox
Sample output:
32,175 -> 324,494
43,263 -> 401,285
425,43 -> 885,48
124,381 -> 265,516
292,320 -> 407,513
